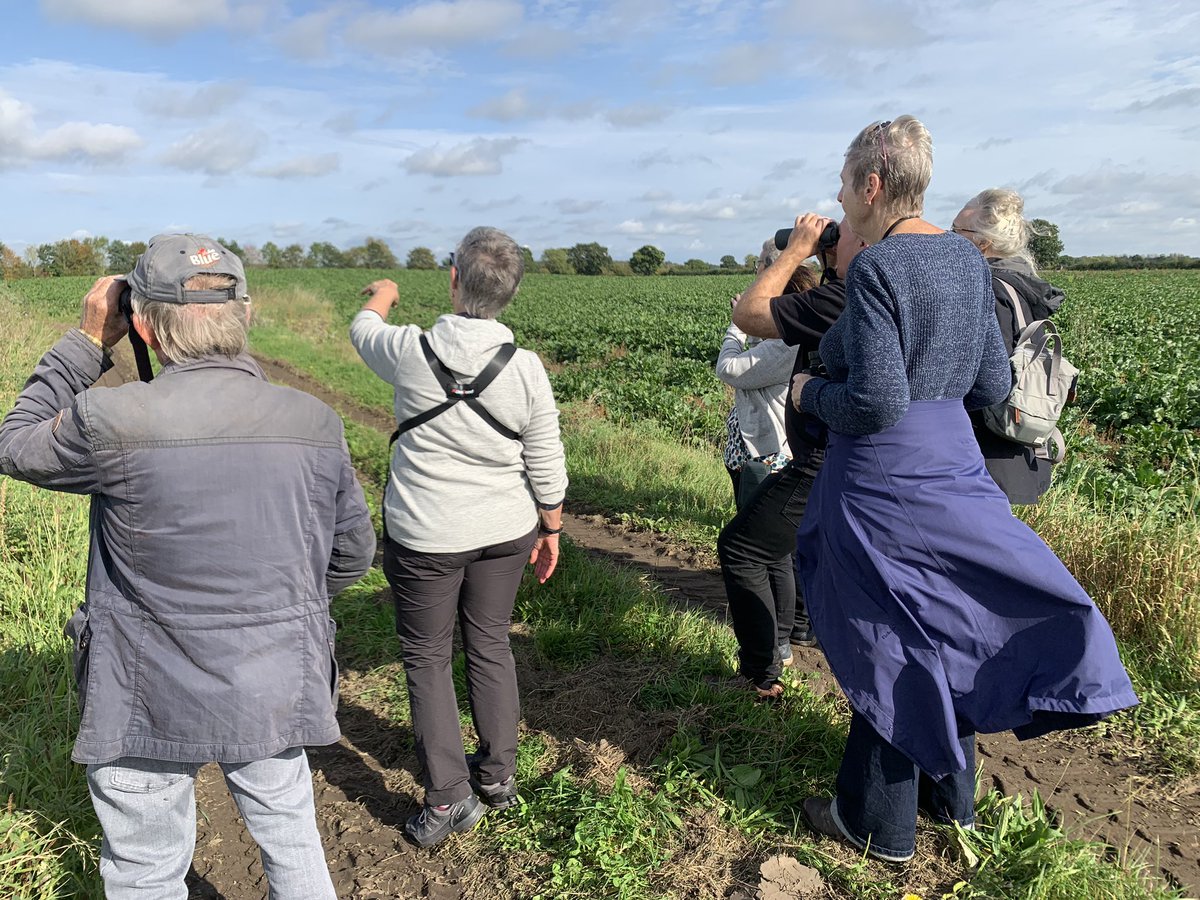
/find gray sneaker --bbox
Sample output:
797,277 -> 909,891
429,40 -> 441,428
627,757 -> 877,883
779,642 -> 794,667
466,751 -> 519,809
405,794 -> 487,848
791,627 -> 818,648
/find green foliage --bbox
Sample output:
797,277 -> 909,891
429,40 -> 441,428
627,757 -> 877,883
1029,218 -> 1064,270
306,241 -> 345,268
566,242 -> 613,276
947,791 -> 1184,899
629,245 -> 665,276
719,254 -> 739,269
216,236 -> 245,260
540,247 -> 573,275
105,240 -> 145,274
405,246 -> 437,270
361,237 -> 398,269
35,239 -> 105,277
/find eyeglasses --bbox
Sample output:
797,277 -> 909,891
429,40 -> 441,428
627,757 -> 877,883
951,226 -> 978,235
875,120 -> 892,179
448,252 -> 456,269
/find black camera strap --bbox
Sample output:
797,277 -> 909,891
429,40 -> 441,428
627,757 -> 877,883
388,335 -> 519,445
380,336 -> 518,545
128,328 -> 155,382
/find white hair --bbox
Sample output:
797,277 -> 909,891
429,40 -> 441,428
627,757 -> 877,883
844,115 -> 933,219
131,273 -> 249,362
962,188 -> 1039,271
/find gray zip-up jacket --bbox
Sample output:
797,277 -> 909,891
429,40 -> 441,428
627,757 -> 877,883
0,330 -> 375,764
715,324 -> 796,459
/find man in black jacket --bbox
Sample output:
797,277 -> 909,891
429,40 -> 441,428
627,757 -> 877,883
721,214 -> 866,698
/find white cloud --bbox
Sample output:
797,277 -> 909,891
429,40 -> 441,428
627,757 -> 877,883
462,195 -> 521,211
634,149 -> 714,170
468,89 -> 535,122
162,123 -> 262,175
501,23 -> 577,59
0,92 -> 37,160
254,153 -> 340,179
605,104 -> 669,128
403,137 -> 526,177
656,199 -> 740,220
0,88 -> 141,166
615,219 -> 700,236
139,82 -> 246,119
1123,86 -> 1200,113
275,9 -> 344,61
31,122 -> 143,162
704,42 -> 780,87
343,0 -> 524,54
40,0 -> 232,38
556,199 -> 604,215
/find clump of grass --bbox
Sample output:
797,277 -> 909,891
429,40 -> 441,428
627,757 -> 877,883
560,403 -> 733,548
0,803 -> 82,900
1019,480 -> 1200,682
948,790 -> 1185,899
250,283 -> 337,342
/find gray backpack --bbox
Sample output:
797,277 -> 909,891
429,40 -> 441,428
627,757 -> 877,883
982,279 -> 1078,462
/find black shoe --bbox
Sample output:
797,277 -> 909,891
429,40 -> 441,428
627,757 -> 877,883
801,797 -> 912,864
791,627 -> 818,648
466,751 -> 519,810
405,794 -> 487,848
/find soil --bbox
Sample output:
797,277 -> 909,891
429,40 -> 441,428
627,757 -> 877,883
95,346 -> 1200,899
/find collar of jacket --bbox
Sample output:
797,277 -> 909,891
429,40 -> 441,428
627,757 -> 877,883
157,353 -> 267,380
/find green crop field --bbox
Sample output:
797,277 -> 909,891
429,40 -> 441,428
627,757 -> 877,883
1,269 -> 1198,899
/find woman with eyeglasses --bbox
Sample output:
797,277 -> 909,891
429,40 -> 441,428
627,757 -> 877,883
789,116 -> 1136,863
953,188 -> 1067,504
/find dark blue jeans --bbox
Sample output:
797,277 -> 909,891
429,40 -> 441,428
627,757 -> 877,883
834,711 -> 976,860
717,446 -> 824,688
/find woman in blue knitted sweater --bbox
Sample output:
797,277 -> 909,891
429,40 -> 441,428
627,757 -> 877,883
790,116 -> 1137,863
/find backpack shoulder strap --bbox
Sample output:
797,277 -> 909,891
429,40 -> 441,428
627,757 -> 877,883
462,342 -> 520,441
391,336 -> 520,443
994,276 -> 1029,335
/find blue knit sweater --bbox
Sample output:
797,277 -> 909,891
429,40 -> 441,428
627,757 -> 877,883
799,233 -> 1011,436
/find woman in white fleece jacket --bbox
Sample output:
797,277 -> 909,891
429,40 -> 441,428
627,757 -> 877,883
351,226 -> 567,849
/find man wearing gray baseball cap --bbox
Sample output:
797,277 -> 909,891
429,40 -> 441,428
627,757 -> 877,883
0,234 -> 375,898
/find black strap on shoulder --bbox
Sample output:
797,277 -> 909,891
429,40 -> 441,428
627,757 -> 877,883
389,336 -> 519,445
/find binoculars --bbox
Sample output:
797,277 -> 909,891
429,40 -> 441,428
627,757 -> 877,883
775,221 -> 839,253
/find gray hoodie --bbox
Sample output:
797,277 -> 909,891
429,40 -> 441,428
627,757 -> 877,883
351,311 -> 568,553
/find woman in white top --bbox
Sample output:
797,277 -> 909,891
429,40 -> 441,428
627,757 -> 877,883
351,226 -> 567,849
715,247 -> 816,668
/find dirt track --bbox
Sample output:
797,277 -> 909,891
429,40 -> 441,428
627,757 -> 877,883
99,349 -> 1200,898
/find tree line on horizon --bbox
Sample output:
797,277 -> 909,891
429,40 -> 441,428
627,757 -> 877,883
2,221 -> 1195,280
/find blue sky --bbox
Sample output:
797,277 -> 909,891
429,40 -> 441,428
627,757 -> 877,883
2,0 -> 1197,263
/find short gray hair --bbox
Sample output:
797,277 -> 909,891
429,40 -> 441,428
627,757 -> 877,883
758,239 -> 782,271
131,273 -> 250,362
844,115 -> 932,219
962,188 -> 1038,271
455,226 -> 524,318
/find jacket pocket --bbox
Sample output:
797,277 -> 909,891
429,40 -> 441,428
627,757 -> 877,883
64,606 -> 93,715
327,617 -> 340,708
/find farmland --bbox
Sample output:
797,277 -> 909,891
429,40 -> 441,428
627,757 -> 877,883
1,269 -> 1198,898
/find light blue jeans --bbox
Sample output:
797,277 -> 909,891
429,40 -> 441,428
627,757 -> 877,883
86,748 -> 336,899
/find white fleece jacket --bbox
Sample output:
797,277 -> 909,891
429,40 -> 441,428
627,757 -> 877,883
351,310 -> 568,553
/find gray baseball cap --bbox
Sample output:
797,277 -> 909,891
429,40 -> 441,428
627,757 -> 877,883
127,234 -> 249,304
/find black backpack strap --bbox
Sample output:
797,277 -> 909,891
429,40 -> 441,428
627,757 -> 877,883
391,336 -> 519,443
